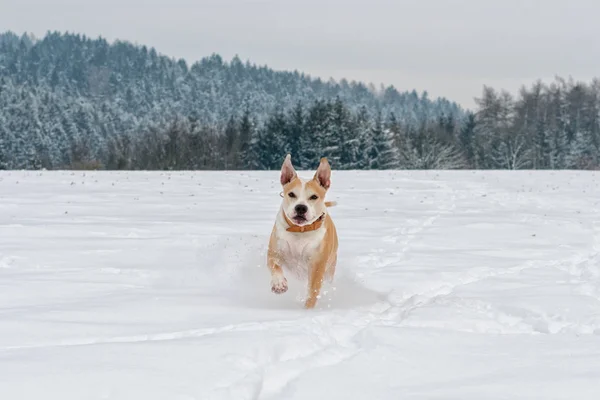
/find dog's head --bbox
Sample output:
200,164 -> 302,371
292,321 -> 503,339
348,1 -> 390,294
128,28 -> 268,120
279,154 -> 331,226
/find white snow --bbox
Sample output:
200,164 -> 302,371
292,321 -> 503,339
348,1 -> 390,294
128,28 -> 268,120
1,170 -> 600,399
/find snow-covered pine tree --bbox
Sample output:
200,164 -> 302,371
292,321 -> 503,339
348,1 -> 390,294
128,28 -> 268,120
318,97 -> 358,170
224,115 -> 240,169
262,106 -> 287,169
243,123 -> 263,170
459,112 -> 476,168
320,100 -> 341,167
332,97 -> 359,170
0,118 -> 11,169
238,107 -> 254,168
566,130 -> 593,169
386,112 -> 402,149
354,106 -> 373,170
304,100 -> 329,166
286,102 -> 305,169
369,111 -> 399,169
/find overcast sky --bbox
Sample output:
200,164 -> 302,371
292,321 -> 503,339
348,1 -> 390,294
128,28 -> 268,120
1,0 -> 599,108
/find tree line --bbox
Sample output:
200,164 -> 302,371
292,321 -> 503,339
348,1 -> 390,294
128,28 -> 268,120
470,78 -> 599,170
0,31 -> 598,170
78,76 -> 600,172
58,97 -> 464,171
0,31 -> 461,170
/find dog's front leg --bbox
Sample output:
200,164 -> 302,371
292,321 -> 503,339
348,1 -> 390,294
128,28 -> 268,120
269,262 -> 288,294
305,260 -> 327,309
268,230 -> 288,294
267,247 -> 288,294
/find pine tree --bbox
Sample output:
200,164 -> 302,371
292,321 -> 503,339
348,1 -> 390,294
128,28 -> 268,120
262,107 -> 287,169
0,121 -> 11,169
386,112 -> 402,149
317,97 -> 357,169
287,102 -> 304,168
224,115 -> 239,169
238,107 -> 253,168
297,112 -> 313,169
332,97 -> 359,170
355,106 -> 373,169
320,100 -> 341,166
549,127 -> 568,169
534,118 -> 551,169
244,124 -> 263,170
459,112 -> 476,168
370,111 -> 399,169
304,100 -> 329,166
566,130 -> 592,169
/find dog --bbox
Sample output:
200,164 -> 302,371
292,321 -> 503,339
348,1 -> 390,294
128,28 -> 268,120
267,154 -> 338,309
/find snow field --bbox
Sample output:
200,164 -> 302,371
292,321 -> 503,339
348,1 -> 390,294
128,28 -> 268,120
1,170 -> 600,399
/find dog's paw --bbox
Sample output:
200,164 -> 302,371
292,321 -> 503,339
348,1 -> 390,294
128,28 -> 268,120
271,276 -> 288,294
304,297 -> 317,309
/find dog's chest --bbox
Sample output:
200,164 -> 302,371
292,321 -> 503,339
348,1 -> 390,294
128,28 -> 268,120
275,228 -> 325,277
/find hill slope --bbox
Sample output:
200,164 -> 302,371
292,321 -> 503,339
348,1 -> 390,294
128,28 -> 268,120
0,31 -> 463,168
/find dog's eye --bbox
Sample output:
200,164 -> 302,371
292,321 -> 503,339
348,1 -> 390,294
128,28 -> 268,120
309,194 -> 319,200
288,192 -> 296,198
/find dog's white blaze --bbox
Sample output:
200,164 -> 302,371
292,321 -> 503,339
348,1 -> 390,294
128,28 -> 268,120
284,180 -> 320,224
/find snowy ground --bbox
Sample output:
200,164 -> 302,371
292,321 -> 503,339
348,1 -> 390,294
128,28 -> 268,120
1,170 -> 600,399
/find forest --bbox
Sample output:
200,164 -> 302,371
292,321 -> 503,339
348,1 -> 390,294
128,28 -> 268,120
0,31 -> 598,170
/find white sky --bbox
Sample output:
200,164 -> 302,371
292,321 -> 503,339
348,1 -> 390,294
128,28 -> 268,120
1,0 -> 599,109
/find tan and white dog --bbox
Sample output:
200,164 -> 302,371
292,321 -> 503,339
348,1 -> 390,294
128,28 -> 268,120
267,154 -> 338,309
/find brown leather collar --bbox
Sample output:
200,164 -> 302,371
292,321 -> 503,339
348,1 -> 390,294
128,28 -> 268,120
283,211 -> 326,233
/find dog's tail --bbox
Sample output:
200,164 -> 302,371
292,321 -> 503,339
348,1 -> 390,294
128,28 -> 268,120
325,201 -> 337,207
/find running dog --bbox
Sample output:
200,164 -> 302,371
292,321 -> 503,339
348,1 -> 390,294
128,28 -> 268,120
267,154 -> 338,309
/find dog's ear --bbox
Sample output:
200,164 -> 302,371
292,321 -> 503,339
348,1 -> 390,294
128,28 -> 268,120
280,154 -> 297,186
313,157 -> 331,189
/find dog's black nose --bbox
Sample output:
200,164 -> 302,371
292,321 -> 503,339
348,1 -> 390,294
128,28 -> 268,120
295,204 -> 308,215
